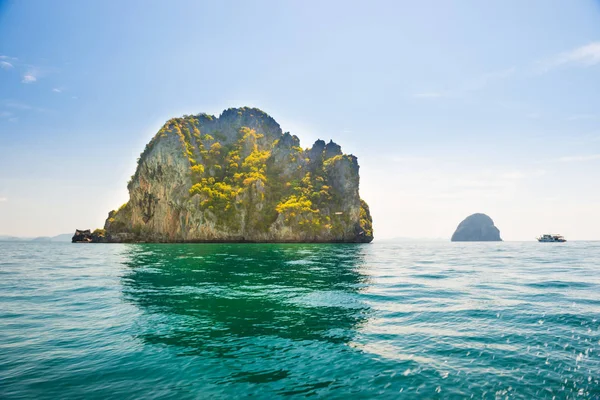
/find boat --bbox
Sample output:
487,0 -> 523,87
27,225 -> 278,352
536,234 -> 566,243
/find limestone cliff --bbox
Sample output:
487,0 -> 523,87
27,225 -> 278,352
451,213 -> 502,242
104,107 -> 373,243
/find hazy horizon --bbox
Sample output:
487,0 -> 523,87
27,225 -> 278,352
1,0 -> 600,240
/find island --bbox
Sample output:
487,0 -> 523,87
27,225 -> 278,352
75,107 -> 373,243
450,213 -> 502,242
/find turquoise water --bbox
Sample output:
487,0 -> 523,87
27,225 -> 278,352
1,242 -> 599,399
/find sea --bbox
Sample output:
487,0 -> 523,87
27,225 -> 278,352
1,241 -> 599,399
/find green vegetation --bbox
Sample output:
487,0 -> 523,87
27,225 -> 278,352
190,164 -> 205,182
185,127 -> 273,230
359,199 -> 373,239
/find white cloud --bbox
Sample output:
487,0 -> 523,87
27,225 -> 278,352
558,154 -> 600,162
0,61 -> 13,69
52,88 -> 62,93
22,74 -> 37,84
0,111 -> 12,118
21,65 -> 47,84
543,42 -> 600,70
0,197 -> 7,202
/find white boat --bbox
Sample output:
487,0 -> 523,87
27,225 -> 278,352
537,234 -> 566,243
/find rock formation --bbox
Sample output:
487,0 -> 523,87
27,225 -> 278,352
72,229 -> 108,243
72,229 -> 92,243
100,107 -> 373,243
451,213 -> 502,242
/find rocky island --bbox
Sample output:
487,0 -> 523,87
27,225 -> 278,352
75,107 -> 372,243
451,213 -> 502,242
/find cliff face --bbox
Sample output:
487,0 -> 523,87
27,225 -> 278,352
451,213 -> 502,242
104,107 -> 373,243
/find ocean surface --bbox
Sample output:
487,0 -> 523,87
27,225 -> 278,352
1,241 -> 599,399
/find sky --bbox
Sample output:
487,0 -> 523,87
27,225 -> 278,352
1,0 -> 600,240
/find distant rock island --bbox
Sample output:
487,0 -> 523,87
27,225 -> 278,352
0,234 -> 72,242
78,107 -> 373,243
451,213 -> 502,242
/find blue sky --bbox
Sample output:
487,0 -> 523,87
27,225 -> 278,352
1,0 -> 600,240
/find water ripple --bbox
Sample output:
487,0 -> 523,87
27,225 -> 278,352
0,241 -> 599,398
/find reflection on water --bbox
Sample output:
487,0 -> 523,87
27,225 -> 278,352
121,244 -> 371,353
